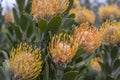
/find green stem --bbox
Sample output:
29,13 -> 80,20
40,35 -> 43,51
56,65 -> 65,80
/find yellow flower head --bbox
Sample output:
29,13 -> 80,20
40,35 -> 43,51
90,57 -> 103,72
98,4 -> 120,19
73,0 -> 80,8
100,20 -> 120,45
70,7 -> 95,24
10,43 -> 42,80
74,23 -> 101,52
31,0 -> 69,21
49,33 -> 78,64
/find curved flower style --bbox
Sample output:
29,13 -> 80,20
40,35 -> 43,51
73,0 -> 80,8
90,57 -> 103,72
98,5 -> 120,19
49,33 -> 78,64
1,0 -> 17,23
100,20 -> 120,45
74,23 -> 101,52
31,0 -> 69,21
70,7 -> 95,24
10,43 -> 42,80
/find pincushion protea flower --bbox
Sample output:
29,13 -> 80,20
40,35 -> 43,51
70,7 -> 95,24
31,0 -> 69,22
74,23 -> 101,52
90,57 -> 103,72
98,5 -> 120,19
10,43 -> 42,80
100,20 -> 120,45
48,33 -> 78,64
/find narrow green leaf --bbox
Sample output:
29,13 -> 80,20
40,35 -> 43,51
27,26 -> 34,38
113,59 -> 120,70
15,26 -> 22,40
25,1 -> 32,13
13,8 -> 20,24
62,71 -> 79,80
20,13 -> 28,31
111,46 -> 118,60
43,61 -> 49,80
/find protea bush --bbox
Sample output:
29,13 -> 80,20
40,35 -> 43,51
0,0 -> 120,80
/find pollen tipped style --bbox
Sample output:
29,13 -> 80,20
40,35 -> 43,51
98,4 -> 120,19
74,23 -> 101,52
100,20 -> 120,45
31,0 -> 69,22
10,43 -> 42,80
48,33 -> 78,64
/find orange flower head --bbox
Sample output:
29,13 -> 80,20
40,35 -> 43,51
90,57 -> 103,72
49,33 -> 78,64
100,20 -> 120,45
31,0 -> 69,21
98,4 -> 120,19
74,23 -> 101,52
73,0 -> 81,8
70,7 -> 95,24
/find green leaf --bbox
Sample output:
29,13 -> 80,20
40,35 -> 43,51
79,65 -> 87,73
72,48 -> 84,63
106,76 -> 114,80
113,59 -> 120,70
20,13 -> 28,31
13,8 -> 20,24
25,1 -> 32,13
27,26 -> 34,38
38,19 -> 47,32
14,26 -> 22,40
61,18 -> 75,30
111,46 -> 118,60
43,61 -> 49,80
23,12 -> 34,25
62,71 -> 79,80
116,74 -> 120,80
17,0 -> 26,11
48,16 -> 62,34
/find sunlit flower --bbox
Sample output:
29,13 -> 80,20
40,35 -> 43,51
70,7 -> 95,24
10,43 -> 42,80
31,0 -> 69,22
90,57 -> 103,72
100,20 -> 120,45
1,0 -> 17,23
74,23 -> 101,52
98,4 -> 120,19
73,0 -> 80,8
49,33 -> 78,64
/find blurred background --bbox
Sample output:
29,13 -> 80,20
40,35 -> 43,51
80,0 -> 120,26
